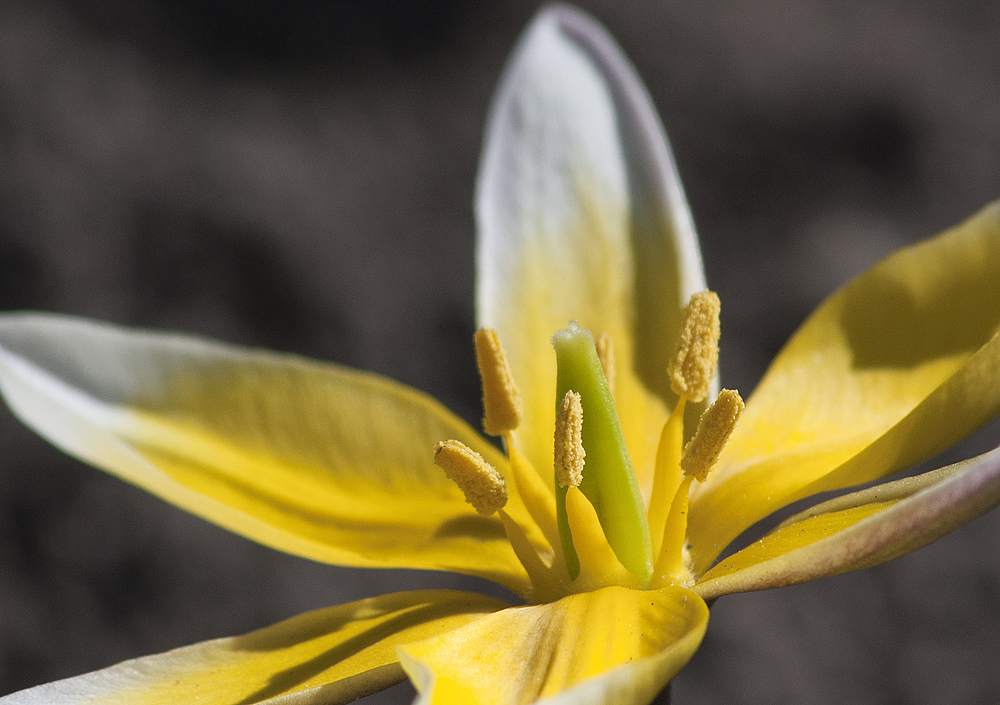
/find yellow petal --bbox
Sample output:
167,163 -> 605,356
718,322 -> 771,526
689,201 -> 1000,571
0,590 -> 507,704
399,585 -> 708,705
0,314 -> 533,595
475,6 -> 709,496
694,445 -> 1000,600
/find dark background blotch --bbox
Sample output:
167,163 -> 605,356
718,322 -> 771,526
0,0 -> 998,702
65,0 -> 479,69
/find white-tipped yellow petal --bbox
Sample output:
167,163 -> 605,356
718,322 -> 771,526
689,201 -> 1000,572
694,446 -> 1000,600
0,590 -> 506,705
399,585 -> 708,705
475,5 -> 708,497
0,314 -> 533,596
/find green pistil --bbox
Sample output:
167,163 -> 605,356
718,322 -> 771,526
552,323 -> 653,583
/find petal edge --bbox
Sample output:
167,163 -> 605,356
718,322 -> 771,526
694,446 -> 1000,600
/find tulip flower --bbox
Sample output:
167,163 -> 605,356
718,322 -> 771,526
1,5 -> 998,704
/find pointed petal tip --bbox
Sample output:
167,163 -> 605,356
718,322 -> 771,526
0,312 -> 535,595
475,3 -> 707,493
689,200 -> 1000,571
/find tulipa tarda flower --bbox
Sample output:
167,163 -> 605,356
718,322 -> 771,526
2,5 -> 1000,704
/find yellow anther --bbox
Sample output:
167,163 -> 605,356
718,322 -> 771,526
474,328 -> 523,436
595,332 -> 615,396
554,390 -> 585,488
433,440 -> 507,515
668,291 -> 721,402
681,389 -> 744,481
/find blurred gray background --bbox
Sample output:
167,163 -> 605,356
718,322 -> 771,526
0,0 -> 999,702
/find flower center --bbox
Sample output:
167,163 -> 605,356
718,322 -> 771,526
433,292 -> 743,602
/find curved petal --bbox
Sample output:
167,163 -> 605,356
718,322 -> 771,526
398,585 -> 708,705
689,201 -> 1000,570
0,313 -> 532,594
0,590 -> 507,704
694,445 -> 1000,601
475,5 -> 708,497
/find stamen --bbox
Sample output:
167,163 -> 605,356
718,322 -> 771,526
498,510 -> 564,603
433,440 -> 507,515
681,389 -> 745,481
668,291 -> 721,402
474,328 -> 523,436
554,390 -> 585,489
565,487 -> 641,591
646,396 -> 686,559
506,442 -> 561,564
651,475 -> 694,589
595,332 -> 615,396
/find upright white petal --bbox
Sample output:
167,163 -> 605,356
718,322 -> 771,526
475,5 -> 708,491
